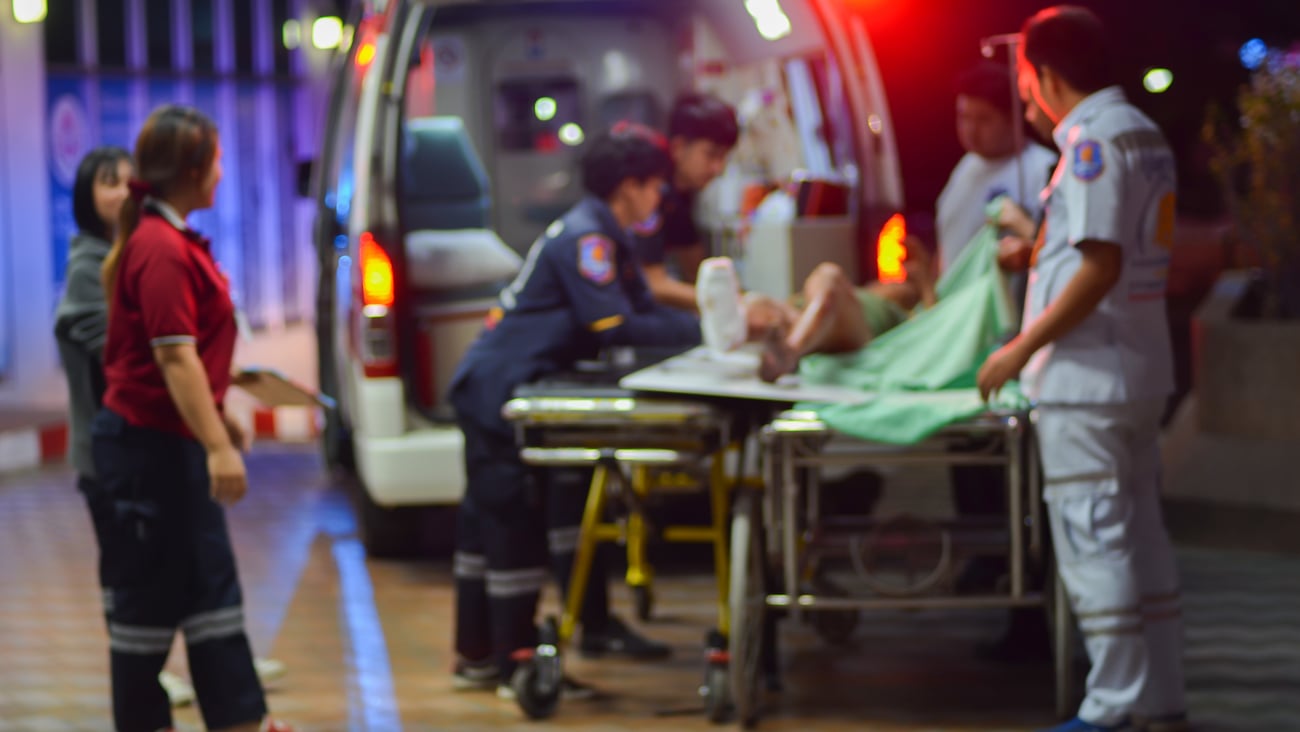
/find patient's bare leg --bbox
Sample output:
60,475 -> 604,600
759,264 -> 872,383
791,263 -> 871,354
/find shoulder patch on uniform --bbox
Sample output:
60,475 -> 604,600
631,211 -> 662,237
1072,139 -> 1105,182
577,234 -> 616,285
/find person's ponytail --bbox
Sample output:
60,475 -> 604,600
102,190 -> 144,297
99,104 -> 217,299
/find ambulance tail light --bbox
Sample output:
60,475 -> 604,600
357,232 -> 399,378
876,213 -> 907,284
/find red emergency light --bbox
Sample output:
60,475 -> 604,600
876,213 -> 907,284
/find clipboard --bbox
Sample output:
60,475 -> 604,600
231,367 -> 336,409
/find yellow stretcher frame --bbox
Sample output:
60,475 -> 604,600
502,395 -> 737,642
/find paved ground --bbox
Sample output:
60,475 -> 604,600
1,445 -> 1297,731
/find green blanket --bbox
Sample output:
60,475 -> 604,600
796,199 -> 1028,444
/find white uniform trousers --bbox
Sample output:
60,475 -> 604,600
1037,399 -> 1186,726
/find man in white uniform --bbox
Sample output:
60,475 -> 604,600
977,7 -> 1186,732
935,62 -> 1058,273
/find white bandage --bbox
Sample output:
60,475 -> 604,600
696,257 -> 747,354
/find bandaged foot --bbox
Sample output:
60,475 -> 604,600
697,257 -> 747,354
759,325 -> 800,383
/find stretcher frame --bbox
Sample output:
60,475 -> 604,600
727,407 -> 1075,727
501,346 -> 1076,724
501,391 -> 740,646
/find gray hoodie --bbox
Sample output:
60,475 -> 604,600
54,232 -> 112,479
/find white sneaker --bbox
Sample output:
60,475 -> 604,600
159,670 -> 196,707
255,657 -> 288,685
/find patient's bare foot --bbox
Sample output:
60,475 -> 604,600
759,326 -> 799,383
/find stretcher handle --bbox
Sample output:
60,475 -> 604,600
518,447 -> 705,467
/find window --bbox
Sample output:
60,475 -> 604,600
599,92 -> 661,131
494,78 -> 581,154
97,0 -> 127,68
44,0 -> 78,67
193,0 -> 215,72
233,0 -> 254,73
146,1 -> 174,70
271,0 -> 292,75
808,54 -> 858,175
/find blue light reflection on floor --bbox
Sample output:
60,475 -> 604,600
332,538 -> 403,732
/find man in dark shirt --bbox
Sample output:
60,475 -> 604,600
633,93 -> 739,310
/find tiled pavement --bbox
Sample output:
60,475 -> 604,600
1,446 -> 1297,731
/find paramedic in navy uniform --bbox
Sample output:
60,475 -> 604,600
448,124 -> 702,697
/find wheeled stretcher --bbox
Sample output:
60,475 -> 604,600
500,357 -> 762,720
724,406 -> 1075,727
500,346 -> 1074,724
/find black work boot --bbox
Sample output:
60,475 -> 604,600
579,615 -> 671,660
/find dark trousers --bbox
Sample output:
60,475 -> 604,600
90,409 -> 265,732
544,467 -> 610,632
453,417 -> 610,676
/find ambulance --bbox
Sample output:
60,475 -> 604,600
309,0 -> 903,555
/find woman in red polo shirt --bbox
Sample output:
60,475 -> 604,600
92,105 -> 290,732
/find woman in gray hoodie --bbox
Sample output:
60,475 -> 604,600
55,146 -> 132,496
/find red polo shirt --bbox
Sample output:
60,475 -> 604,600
102,209 -> 237,438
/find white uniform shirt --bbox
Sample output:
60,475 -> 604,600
935,143 -> 1058,272
1020,86 -> 1177,405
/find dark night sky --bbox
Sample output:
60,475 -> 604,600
853,0 -> 1300,220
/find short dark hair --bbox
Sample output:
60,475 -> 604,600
581,123 -> 672,199
73,146 -> 132,240
1022,6 -> 1115,95
955,62 -> 1014,119
667,93 -> 739,149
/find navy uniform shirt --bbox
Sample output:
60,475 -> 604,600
450,195 -> 701,433
632,180 -> 698,269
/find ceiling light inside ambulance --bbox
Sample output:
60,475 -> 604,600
12,0 -> 46,23
559,123 -> 585,146
282,20 -> 301,50
312,16 -> 344,49
1142,67 -> 1173,94
745,0 -> 793,41
534,97 -> 558,122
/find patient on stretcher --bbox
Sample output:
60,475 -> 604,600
745,197 -> 1035,383
752,251 -> 937,382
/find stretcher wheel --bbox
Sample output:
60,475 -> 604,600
633,585 -> 654,622
728,492 -> 766,728
512,620 -> 562,720
511,663 -> 560,720
702,663 -> 731,723
811,609 -> 859,645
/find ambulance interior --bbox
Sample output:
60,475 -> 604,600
396,0 -> 903,423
